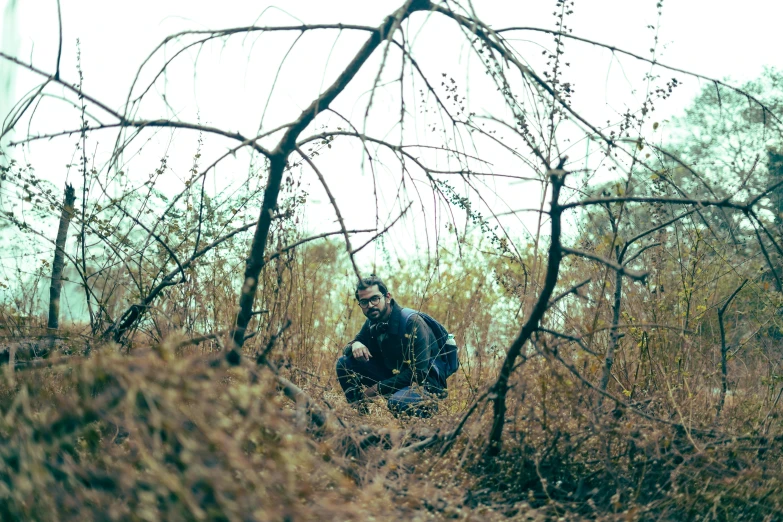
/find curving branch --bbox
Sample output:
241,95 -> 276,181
0,51 -> 274,158
294,146 -> 361,280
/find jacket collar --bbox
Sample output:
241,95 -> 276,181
385,298 -> 402,335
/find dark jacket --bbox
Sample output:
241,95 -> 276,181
344,299 -> 445,395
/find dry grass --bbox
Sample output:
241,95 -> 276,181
0,336 -> 518,521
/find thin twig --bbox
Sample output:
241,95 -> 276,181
256,319 -> 292,364
350,202 -> 412,255
439,390 -> 490,456
562,247 -> 647,281
548,278 -> 591,308
493,26 -> 782,126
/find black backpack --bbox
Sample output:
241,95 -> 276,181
398,308 -> 459,379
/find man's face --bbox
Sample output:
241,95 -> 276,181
357,285 -> 391,322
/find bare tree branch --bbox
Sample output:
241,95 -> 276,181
623,242 -> 661,266
266,228 -> 375,263
537,327 -> 602,357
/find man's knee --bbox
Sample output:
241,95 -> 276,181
336,355 -> 350,371
336,355 -> 358,376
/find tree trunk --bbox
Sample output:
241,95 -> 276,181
47,183 -> 76,331
486,168 -> 566,456
598,249 -> 623,407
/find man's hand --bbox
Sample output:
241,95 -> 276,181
351,341 -> 372,361
363,385 -> 379,398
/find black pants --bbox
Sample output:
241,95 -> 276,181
335,355 -> 445,416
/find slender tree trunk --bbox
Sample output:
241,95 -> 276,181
486,168 -> 566,456
598,248 -> 623,407
716,279 -> 746,418
47,183 -> 76,331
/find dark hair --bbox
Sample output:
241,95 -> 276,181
355,275 -> 388,300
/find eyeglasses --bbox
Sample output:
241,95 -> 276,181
357,295 -> 383,308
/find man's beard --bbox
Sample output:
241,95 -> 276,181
366,302 -> 388,322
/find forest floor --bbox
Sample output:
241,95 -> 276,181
0,331 -> 781,521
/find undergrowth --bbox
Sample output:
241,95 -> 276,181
0,332 -> 781,521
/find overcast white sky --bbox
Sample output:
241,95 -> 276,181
1,0 -> 782,315
6,0 -> 781,109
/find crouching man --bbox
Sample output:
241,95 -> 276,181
336,276 -> 457,417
